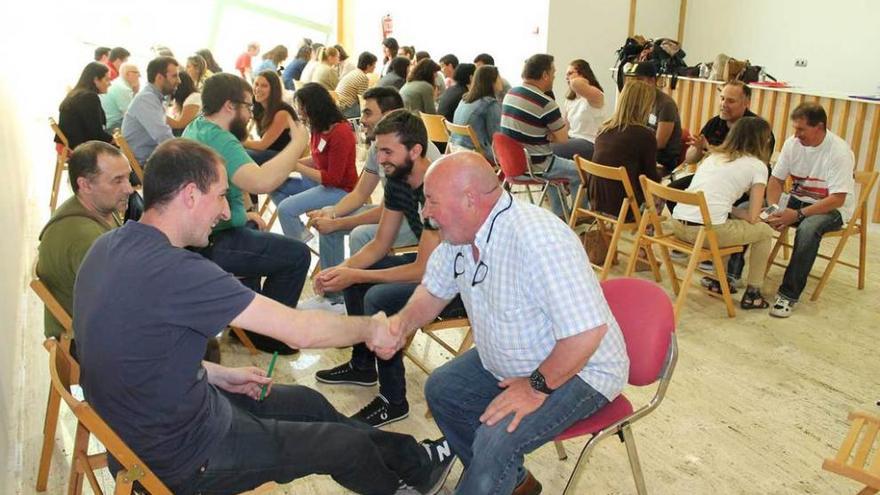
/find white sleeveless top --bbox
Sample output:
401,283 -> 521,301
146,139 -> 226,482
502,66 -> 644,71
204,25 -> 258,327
563,96 -> 605,143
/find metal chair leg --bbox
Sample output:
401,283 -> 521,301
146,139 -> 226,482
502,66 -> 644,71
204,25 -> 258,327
621,424 -> 648,495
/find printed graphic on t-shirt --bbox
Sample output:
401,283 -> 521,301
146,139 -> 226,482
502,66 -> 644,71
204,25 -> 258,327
789,174 -> 829,202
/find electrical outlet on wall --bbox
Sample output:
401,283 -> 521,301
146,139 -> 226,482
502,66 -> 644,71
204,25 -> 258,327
795,58 -> 808,67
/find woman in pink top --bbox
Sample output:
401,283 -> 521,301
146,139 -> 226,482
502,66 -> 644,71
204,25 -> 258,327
272,83 -> 357,241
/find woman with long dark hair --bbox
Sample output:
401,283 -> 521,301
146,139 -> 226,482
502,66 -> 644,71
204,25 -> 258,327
56,62 -> 113,148
244,70 -> 296,163
378,56 -> 409,90
551,59 -> 606,160
272,83 -> 357,242
451,65 -> 501,161
196,48 -> 222,73
282,44 -> 312,89
167,71 -> 201,132
400,58 -> 440,114
380,37 -> 399,74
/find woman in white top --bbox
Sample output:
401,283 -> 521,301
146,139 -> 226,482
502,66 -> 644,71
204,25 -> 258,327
671,116 -> 775,309
167,71 -> 201,131
299,43 -> 323,84
551,59 -> 606,160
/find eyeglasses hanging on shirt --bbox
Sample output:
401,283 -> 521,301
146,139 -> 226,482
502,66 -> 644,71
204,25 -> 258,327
453,191 -> 513,287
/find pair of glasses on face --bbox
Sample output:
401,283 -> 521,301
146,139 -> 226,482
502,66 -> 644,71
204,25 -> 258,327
232,100 -> 254,112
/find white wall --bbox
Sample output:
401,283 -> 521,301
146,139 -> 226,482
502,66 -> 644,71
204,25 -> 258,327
347,0 -> 549,89
634,0 -> 681,41
547,0 -> 631,107
684,0 -> 880,95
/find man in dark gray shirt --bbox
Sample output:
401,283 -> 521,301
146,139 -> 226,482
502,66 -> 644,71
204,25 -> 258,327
74,138 -> 455,495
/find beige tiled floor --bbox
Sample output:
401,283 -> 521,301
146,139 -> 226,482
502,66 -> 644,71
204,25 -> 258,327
9,142 -> 879,494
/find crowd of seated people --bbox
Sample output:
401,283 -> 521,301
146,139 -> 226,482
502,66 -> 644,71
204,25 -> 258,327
43,36 -> 859,495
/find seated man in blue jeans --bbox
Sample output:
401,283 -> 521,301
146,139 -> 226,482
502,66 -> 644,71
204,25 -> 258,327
313,110 -> 464,427
374,151 -> 629,494
501,53 -> 582,218
301,87 -> 443,312
184,73 -> 312,354
74,139 -> 455,495
765,102 -> 855,317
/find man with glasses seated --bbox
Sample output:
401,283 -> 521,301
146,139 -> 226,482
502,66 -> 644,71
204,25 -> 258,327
182,73 -> 312,354
373,151 -> 629,495
313,110 -> 465,428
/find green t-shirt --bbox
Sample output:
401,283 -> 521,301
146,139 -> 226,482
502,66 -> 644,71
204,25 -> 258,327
182,116 -> 252,231
36,196 -> 121,339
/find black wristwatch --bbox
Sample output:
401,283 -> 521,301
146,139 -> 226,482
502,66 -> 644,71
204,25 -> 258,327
529,369 -> 555,395
796,208 -> 806,222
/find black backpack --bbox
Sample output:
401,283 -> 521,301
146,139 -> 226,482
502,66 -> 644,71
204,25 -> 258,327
614,37 -> 649,91
650,38 -> 687,90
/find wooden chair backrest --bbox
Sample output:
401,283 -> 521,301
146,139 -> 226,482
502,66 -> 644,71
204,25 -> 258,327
851,170 -> 879,223
30,277 -> 73,339
573,155 -> 642,224
640,175 -> 714,227
47,341 -> 173,495
49,117 -> 70,149
445,121 -> 483,155
113,130 -> 145,184
420,112 -> 449,143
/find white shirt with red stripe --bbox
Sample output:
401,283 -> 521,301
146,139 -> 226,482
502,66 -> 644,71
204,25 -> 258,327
771,131 -> 855,222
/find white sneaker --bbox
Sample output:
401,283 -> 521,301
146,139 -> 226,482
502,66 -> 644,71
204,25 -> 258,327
769,295 -> 795,318
298,295 -> 346,314
698,260 -> 714,271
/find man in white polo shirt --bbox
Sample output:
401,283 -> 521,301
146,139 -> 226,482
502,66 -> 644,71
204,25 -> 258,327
765,102 -> 855,317
375,151 -> 629,494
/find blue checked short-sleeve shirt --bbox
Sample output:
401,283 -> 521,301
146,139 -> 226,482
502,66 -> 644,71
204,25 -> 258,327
423,193 -> 629,400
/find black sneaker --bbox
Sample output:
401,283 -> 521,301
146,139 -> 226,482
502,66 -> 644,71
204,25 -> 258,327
315,361 -> 377,386
350,395 -> 409,427
414,438 -> 456,495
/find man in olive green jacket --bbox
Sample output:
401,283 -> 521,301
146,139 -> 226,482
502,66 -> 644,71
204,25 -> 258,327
37,141 -> 131,339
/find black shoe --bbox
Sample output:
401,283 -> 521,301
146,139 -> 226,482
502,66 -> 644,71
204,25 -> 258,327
350,395 -> 409,427
315,361 -> 377,386
414,438 -> 456,495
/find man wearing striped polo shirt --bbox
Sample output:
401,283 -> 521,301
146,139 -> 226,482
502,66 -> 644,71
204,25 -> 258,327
501,54 -> 582,218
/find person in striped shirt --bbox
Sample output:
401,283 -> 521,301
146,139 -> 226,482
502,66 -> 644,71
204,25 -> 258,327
335,52 -> 377,118
500,54 -> 582,218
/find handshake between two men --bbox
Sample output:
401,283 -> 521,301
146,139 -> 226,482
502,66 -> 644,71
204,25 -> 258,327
365,311 -> 408,360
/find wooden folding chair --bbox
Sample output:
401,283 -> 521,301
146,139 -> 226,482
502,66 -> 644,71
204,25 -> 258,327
419,112 -> 449,149
444,121 -> 485,157
626,175 -> 743,323
31,273 -> 76,492
568,156 -> 660,282
49,118 -> 71,213
403,315 -> 473,375
764,170 -> 878,301
112,130 -> 145,184
46,340 -> 277,495
822,410 -> 880,495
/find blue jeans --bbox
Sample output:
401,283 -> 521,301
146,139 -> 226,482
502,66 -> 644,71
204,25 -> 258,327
196,226 -> 310,353
778,197 -> 843,302
273,176 -> 348,240
318,205 -> 420,270
550,138 -> 594,161
533,155 -> 581,217
425,349 -> 609,494
174,385 -> 434,495
345,255 -> 465,405
246,148 -> 279,165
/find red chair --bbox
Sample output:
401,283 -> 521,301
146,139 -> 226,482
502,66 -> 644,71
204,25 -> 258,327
553,277 -> 678,495
491,132 -> 570,217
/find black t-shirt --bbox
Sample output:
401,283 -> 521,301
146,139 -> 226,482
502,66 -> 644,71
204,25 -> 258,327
700,109 -> 776,151
648,88 -> 682,166
74,221 -> 255,486
383,177 -> 435,240
438,84 -> 466,122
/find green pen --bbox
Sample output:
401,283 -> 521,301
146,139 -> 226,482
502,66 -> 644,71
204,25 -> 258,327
259,351 -> 278,401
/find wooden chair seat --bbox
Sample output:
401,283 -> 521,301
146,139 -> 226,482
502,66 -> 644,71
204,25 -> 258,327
822,410 -> 880,495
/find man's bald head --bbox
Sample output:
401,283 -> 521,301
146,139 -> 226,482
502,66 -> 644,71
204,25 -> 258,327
120,63 -> 141,91
423,151 -> 502,245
